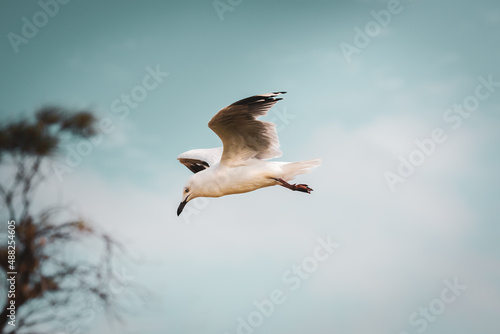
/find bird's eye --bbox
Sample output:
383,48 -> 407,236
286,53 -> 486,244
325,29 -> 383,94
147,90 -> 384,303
185,188 -> 189,193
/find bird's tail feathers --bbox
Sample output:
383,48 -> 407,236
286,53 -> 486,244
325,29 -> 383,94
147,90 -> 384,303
281,158 -> 321,181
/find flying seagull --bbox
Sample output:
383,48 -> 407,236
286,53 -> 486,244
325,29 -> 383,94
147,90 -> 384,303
177,92 -> 321,216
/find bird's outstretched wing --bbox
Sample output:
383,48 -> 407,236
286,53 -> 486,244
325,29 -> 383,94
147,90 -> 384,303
177,147 -> 223,173
208,92 -> 285,165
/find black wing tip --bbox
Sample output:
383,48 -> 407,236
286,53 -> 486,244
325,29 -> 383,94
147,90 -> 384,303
232,92 -> 286,105
178,158 -> 210,174
270,92 -> 286,101
268,91 -> 286,102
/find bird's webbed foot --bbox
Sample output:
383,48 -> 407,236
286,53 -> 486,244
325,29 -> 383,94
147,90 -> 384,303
272,178 -> 313,194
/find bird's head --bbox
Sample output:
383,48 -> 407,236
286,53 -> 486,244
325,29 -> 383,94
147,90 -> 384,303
177,179 -> 199,216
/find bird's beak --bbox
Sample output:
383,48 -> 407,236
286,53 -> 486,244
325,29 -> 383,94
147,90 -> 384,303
177,195 -> 189,216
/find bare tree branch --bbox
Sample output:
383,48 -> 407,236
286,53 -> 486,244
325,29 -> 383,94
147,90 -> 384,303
0,107 -> 147,334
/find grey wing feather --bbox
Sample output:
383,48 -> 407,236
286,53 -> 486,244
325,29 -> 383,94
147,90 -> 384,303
208,92 -> 285,165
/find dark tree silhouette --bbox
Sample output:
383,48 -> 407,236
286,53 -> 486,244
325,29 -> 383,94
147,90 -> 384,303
0,107 -> 144,334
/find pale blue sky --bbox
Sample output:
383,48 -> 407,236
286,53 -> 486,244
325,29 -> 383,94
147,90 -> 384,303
1,0 -> 500,333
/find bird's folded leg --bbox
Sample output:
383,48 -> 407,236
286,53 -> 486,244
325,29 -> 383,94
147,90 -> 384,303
272,178 -> 313,194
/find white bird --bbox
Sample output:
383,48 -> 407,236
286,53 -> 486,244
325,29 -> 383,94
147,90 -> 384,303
176,92 -> 321,216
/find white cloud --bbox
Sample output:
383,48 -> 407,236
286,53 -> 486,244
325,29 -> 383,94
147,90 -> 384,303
32,112 -> 500,334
